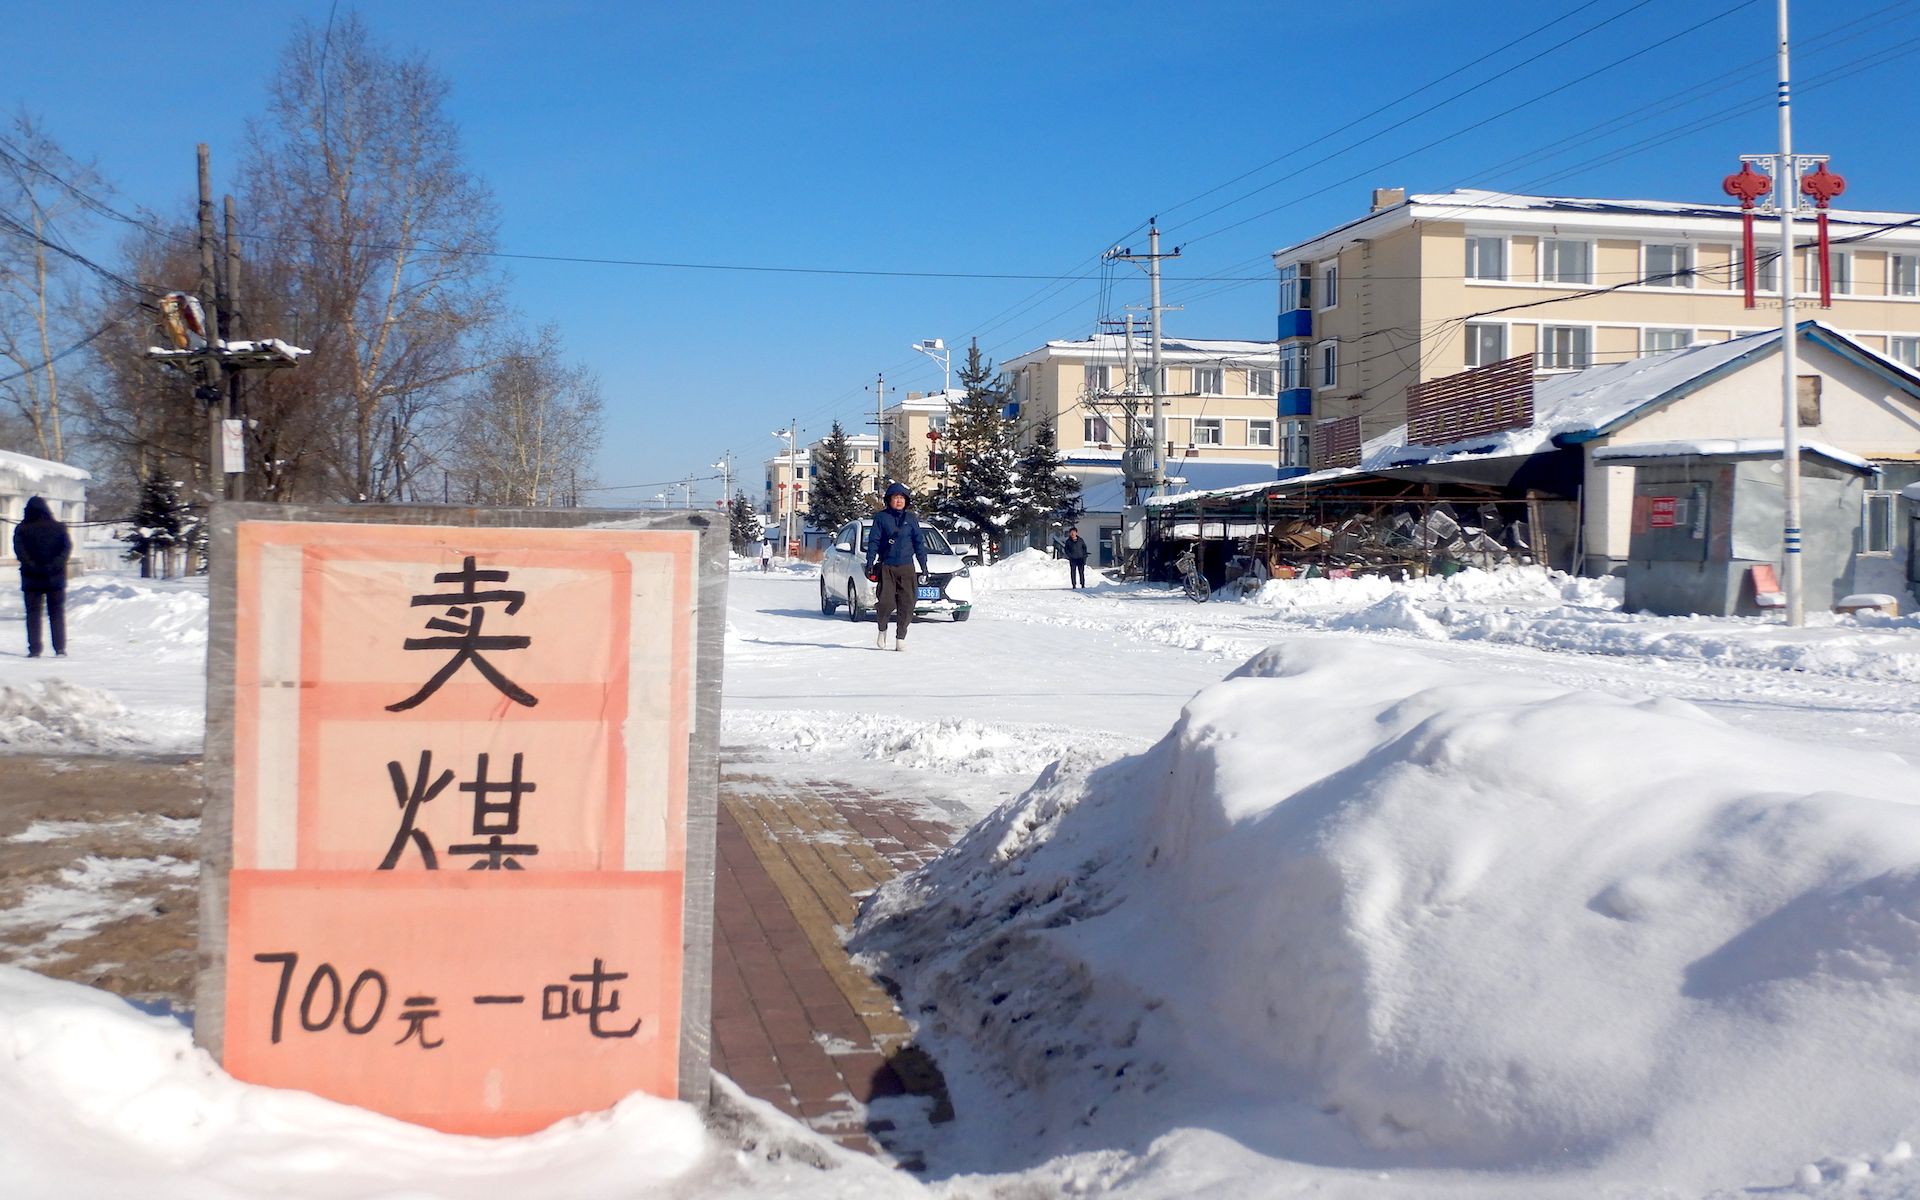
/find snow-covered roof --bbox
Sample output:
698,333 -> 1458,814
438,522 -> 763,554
0,447 -> 91,484
1081,459 -> 1281,514
1275,187 -> 1920,263
1148,321 -> 1920,507
1592,438 -> 1878,473
1004,335 -> 1279,370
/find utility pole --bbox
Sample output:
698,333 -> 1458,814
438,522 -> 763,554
197,145 -> 226,505
681,474 -> 693,508
871,372 -> 887,496
788,419 -> 799,552
223,194 -> 245,502
713,453 -> 732,508
1106,220 -> 1181,498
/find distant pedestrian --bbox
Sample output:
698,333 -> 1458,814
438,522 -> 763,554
12,496 -> 71,658
1063,526 -> 1090,589
865,482 -> 928,652
758,537 -> 772,572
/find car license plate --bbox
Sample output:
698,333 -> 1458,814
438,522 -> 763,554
915,586 -> 940,601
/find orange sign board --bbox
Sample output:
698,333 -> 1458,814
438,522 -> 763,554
206,514 -> 715,1136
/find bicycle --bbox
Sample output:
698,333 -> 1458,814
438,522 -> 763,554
1174,546 -> 1211,603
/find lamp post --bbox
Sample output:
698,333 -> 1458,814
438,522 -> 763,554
653,492 -> 667,510
910,338 -> 950,396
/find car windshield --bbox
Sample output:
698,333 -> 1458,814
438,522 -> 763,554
861,523 -> 955,555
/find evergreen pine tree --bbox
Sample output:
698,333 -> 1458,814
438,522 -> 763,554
728,492 -> 761,555
807,421 -> 868,532
934,340 -> 1018,555
124,474 -> 191,578
882,437 -> 926,502
1011,422 -> 1084,547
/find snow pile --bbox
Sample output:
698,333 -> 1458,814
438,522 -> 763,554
0,967 -> 925,1199
59,577 -> 210,655
0,679 -> 151,751
854,638 -> 1920,1193
1247,563 -> 1619,613
970,548 -> 1070,592
725,709 -> 1124,777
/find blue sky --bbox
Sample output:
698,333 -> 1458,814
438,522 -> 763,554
11,0 -> 1920,504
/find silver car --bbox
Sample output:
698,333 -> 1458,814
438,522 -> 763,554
819,518 -> 974,623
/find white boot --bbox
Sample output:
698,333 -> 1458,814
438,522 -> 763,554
876,627 -> 889,649
893,636 -> 906,652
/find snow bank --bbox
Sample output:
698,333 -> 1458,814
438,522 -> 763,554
0,967 -> 924,1199
724,709 -> 1126,777
854,638 -> 1920,1193
971,548 -> 1071,592
0,679 -> 151,751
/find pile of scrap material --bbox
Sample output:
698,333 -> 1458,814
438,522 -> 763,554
1261,502 -> 1533,576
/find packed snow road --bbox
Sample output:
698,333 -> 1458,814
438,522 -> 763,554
722,557 -> 1920,821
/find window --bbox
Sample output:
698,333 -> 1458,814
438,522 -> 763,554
1135,417 -> 1157,444
1192,366 -> 1223,394
1084,415 -> 1112,444
1248,419 -> 1275,448
1192,418 -> 1223,446
929,413 -> 949,432
1465,322 -> 1506,368
1823,251 -> 1853,296
1538,325 -> 1592,370
1890,336 -> 1920,368
1247,368 -> 1275,395
1083,364 -> 1115,393
1317,340 -> 1339,389
1465,235 -> 1506,281
1278,343 -> 1307,390
1645,243 -> 1693,287
1280,420 -> 1309,468
1644,328 -> 1692,355
1278,263 -> 1308,311
1892,255 -> 1919,298
1136,366 -> 1162,395
1864,492 -> 1898,554
1738,250 -> 1782,293
1539,238 -> 1593,285
1319,259 -> 1339,309
1797,375 -> 1821,427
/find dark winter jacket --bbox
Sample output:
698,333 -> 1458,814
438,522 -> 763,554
867,484 -> 929,572
1062,533 -> 1090,563
12,496 -> 72,592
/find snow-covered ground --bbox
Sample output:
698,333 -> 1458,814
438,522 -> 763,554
5,554 -> 1920,1197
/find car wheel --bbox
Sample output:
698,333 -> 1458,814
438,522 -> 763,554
952,608 -> 971,623
820,579 -> 837,615
847,579 -> 862,622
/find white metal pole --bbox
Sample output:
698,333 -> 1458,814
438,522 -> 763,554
1777,0 -> 1804,626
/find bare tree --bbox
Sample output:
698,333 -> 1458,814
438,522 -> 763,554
448,326 -> 602,506
241,11 -> 501,501
0,111 -> 108,462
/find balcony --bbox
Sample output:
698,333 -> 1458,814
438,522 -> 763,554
1277,308 -> 1313,340
1278,388 -> 1313,417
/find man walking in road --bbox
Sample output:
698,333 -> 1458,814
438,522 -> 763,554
865,482 -> 928,651
1063,526 -> 1090,589
12,496 -> 72,658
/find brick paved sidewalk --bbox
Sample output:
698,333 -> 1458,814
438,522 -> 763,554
712,763 -> 957,1165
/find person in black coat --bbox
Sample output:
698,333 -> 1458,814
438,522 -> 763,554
1062,526 -> 1091,589
12,496 -> 71,658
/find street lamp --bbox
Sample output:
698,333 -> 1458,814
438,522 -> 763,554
654,492 -> 667,510
911,337 -> 950,396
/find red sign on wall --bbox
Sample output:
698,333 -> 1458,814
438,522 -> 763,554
1648,497 -> 1679,528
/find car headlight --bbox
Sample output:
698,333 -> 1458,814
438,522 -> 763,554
957,565 -> 971,577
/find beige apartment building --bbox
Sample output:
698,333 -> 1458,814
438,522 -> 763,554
1001,335 -> 1286,468
1274,187 -> 1920,458
881,389 -> 959,488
